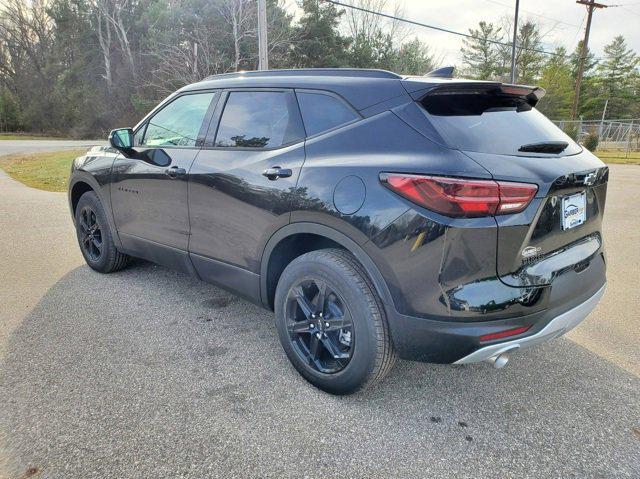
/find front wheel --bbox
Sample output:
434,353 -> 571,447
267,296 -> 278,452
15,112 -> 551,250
274,249 -> 396,395
75,191 -> 129,273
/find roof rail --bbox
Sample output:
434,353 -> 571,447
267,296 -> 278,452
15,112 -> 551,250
202,68 -> 402,81
425,66 -> 455,79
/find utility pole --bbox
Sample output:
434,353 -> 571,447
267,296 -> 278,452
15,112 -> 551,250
257,0 -> 269,70
193,42 -> 198,78
571,0 -> 608,119
599,97 -> 608,136
509,0 -> 520,83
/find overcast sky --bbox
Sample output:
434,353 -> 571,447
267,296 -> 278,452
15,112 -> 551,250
321,0 -> 640,65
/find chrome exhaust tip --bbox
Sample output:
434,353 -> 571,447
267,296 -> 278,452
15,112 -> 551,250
485,352 -> 510,369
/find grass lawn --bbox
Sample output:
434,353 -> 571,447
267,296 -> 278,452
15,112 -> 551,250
0,149 -> 86,192
594,149 -> 640,165
0,133 -> 66,141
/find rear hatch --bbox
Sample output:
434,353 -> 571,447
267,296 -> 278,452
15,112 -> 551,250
408,81 -> 608,287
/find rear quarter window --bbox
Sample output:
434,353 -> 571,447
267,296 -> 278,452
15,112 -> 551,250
420,91 -> 581,156
296,91 -> 360,137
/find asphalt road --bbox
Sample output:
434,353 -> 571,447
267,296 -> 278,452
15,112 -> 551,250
0,140 -> 99,155
1,142 -> 638,479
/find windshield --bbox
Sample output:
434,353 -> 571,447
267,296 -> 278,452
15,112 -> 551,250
420,92 -> 581,156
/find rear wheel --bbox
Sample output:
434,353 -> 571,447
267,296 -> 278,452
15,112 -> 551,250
75,191 -> 129,273
274,249 -> 395,395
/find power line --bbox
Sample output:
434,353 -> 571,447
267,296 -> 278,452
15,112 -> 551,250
619,5 -> 640,15
322,0 -> 567,58
480,0 -> 582,28
570,11 -> 588,49
321,0 -> 626,64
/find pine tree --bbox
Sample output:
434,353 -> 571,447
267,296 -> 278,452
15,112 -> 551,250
595,35 -> 639,119
512,21 -> 545,84
537,47 -> 573,119
460,21 -> 503,80
569,40 -> 601,118
391,38 -> 439,75
570,40 -> 598,79
290,0 -> 350,68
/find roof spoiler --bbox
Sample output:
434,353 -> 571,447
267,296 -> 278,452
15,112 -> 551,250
425,66 -> 454,79
413,82 -> 546,106
500,84 -> 546,104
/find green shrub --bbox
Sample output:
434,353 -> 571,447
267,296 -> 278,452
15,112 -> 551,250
583,132 -> 599,152
563,124 -> 579,141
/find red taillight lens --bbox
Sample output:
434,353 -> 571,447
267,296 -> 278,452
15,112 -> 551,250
496,181 -> 539,214
479,325 -> 531,343
380,173 -> 537,218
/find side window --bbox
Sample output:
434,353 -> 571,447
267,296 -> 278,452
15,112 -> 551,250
215,91 -> 304,148
142,92 -> 215,147
296,92 -> 359,137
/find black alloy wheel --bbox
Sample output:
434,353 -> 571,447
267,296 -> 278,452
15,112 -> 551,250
78,205 -> 103,262
74,190 -> 129,273
274,249 -> 396,395
285,278 -> 354,374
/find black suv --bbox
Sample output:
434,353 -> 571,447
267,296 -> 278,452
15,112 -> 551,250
69,68 -> 607,394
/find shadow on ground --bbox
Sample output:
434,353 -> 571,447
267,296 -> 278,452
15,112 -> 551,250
2,261 -> 639,478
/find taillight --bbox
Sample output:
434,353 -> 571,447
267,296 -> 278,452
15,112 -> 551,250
496,181 -> 539,214
379,173 -> 537,218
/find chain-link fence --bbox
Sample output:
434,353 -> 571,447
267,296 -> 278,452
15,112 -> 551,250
553,119 -> 640,153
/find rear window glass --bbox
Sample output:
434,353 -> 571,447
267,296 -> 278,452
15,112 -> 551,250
296,92 -> 359,137
420,92 -> 581,156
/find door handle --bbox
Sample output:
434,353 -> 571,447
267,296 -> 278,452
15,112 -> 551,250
165,166 -> 186,178
262,166 -> 292,180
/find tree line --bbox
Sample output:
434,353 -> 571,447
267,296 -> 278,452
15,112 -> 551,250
459,19 -> 640,122
0,0 -> 638,138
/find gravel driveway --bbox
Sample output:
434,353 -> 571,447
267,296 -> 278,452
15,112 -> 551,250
1,142 -> 638,479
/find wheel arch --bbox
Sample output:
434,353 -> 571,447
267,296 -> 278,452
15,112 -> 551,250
69,173 -> 122,249
260,222 -> 393,311
70,180 -> 95,216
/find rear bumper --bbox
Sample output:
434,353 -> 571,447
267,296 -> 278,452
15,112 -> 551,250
386,281 -> 606,364
454,284 -> 605,364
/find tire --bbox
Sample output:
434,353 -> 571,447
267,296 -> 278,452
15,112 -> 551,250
74,191 -> 129,273
274,248 -> 396,395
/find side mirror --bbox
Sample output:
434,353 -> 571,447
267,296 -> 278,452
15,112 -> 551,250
108,128 -> 134,154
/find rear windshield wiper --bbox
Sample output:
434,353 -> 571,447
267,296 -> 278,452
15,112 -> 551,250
518,141 -> 569,154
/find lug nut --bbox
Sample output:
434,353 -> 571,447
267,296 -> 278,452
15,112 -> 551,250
310,323 -> 314,328
325,322 -> 329,327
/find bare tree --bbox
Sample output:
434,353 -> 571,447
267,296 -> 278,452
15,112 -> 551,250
217,0 -> 256,71
0,0 -> 54,84
145,29 -> 228,95
0,0 -> 62,132
108,0 -> 136,76
94,0 -> 113,90
342,0 -> 407,46
92,0 -> 136,84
